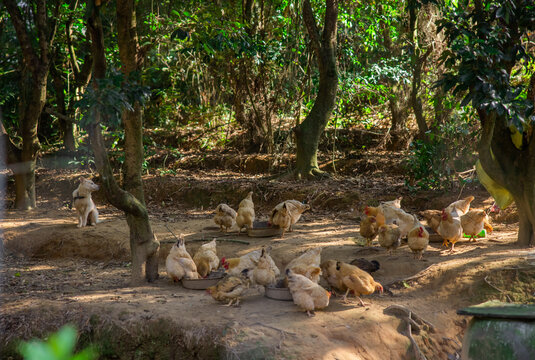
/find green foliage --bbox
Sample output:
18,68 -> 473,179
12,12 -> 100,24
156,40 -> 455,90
406,107 -> 479,189
437,0 -> 535,130
76,69 -> 150,129
18,325 -> 97,360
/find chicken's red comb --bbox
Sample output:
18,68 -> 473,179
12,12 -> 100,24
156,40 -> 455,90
220,257 -> 226,264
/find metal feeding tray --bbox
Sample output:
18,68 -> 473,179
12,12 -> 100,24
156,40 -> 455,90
247,221 -> 283,238
264,285 -> 293,301
181,273 -> 226,290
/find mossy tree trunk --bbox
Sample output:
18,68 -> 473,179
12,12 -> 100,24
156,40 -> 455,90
4,0 -> 58,209
86,0 -> 159,284
294,0 -> 338,179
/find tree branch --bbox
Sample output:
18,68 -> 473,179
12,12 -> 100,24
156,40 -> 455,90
302,0 -> 321,58
3,0 -> 39,73
322,0 -> 338,48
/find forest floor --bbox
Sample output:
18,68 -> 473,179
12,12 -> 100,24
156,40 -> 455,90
2,156 -> 534,360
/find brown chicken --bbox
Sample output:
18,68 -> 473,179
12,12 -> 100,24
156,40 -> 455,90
377,224 -> 401,255
251,248 -> 277,286
419,209 -> 442,233
461,210 -> 492,242
360,215 -> 378,246
214,204 -> 237,232
335,261 -> 383,306
236,191 -> 255,234
166,235 -> 199,282
285,247 -> 322,283
437,209 -> 463,252
207,269 -> 251,306
286,269 -> 331,317
445,196 -> 475,216
407,216 -> 429,260
321,260 -> 348,293
270,200 -> 310,237
221,247 -> 280,277
193,238 -> 219,278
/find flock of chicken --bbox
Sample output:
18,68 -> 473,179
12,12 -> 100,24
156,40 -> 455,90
165,192 -> 493,317
361,195 -> 493,258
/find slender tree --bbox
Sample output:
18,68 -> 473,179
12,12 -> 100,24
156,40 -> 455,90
293,0 -> 338,179
4,0 -> 58,209
85,0 -> 159,283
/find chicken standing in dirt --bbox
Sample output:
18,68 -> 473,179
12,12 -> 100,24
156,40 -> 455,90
335,261 -> 383,306
251,248 -> 277,286
407,215 -> 429,260
214,204 -> 237,232
207,269 -> 251,306
360,215 -> 378,246
378,224 -> 401,255
437,209 -> 463,252
193,239 -> 219,278
221,247 -> 280,277
286,269 -> 331,317
445,196 -> 475,216
461,210 -> 493,242
284,247 -> 322,283
321,259 -> 348,293
270,200 -> 310,237
236,191 -> 255,234
166,235 -> 199,282
420,209 -> 442,233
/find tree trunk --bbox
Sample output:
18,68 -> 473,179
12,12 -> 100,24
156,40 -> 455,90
477,110 -> 535,247
86,0 -> 159,284
4,0 -> 56,209
294,0 -> 338,179
51,59 -> 76,151
386,84 -> 411,151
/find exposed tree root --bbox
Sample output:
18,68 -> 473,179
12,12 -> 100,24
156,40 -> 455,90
384,305 -> 436,360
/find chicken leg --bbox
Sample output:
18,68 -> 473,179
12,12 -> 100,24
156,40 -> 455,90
307,310 -> 315,317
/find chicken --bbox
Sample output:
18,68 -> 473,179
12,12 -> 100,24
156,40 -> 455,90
221,247 -> 280,277
214,204 -> 237,232
445,195 -> 475,216
321,259 -> 348,293
349,258 -> 380,274
381,196 -> 403,209
270,200 -> 310,237
437,209 -> 462,252
207,269 -> 251,306
419,209 -> 442,233
193,238 -> 219,278
377,224 -> 401,255
360,215 -> 378,246
461,210 -> 491,242
286,269 -> 331,317
363,205 -> 380,218
236,191 -> 255,234
251,248 -> 277,286
335,261 -> 383,306
378,206 -> 415,237
285,247 -> 322,283
166,235 -> 199,282
407,215 -> 429,260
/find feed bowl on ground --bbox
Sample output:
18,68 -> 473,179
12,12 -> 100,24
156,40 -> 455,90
182,275 -> 226,290
247,227 -> 283,238
264,285 -> 293,301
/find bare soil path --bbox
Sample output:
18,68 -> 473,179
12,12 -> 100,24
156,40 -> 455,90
1,170 -> 533,359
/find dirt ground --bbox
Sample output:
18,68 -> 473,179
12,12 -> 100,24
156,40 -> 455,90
1,168 -> 534,359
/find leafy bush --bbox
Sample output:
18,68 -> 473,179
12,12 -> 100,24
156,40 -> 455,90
18,325 -> 97,360
405,108 -> 479,190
